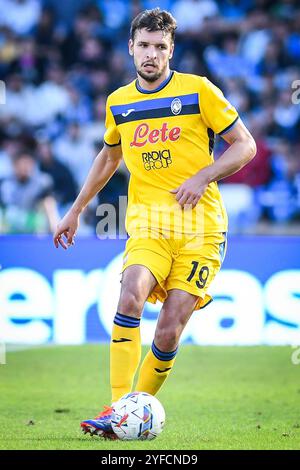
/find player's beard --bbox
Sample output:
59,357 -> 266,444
137,62 -> 168,83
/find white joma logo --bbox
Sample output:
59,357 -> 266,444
122,108 -> 135,117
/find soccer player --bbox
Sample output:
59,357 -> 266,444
53,8 -> 256,439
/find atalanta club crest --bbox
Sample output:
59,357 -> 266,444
171,98 -> 182,115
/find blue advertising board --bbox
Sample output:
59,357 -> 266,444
0,235 -> 299,345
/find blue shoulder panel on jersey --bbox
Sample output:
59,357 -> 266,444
110,93 -> 199,115
110,93 -> 200,125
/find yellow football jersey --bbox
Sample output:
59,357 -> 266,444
104,71 -> 238,236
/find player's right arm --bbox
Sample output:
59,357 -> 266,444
53,143 -> 122,249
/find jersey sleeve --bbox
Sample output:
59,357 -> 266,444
199,77 -> 239,135
103,96 -> 121,146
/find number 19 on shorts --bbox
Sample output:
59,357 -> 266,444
186,261 -> 210,289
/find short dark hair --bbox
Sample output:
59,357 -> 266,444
130,8 -> 177,42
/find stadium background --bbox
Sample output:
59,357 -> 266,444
0,0 -> 300,347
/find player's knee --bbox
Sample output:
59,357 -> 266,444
117,290 -> 144,318
154,326 -> 180,352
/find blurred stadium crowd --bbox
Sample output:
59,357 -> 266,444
0,0 -> 299,234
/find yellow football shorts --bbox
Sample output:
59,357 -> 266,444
121,230 -> 227,311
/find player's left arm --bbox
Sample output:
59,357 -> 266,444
171,118 -> 256,208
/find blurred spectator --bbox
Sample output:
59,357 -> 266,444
240,9 -> 271,66
43,0 -> 92,31
0,150 -> 58,232
34,7 -> 55,48
37,140 -> 77,214
0,73 -> 35,122
205,33 -> 254,79
221,117 -> 272,230
222,78 -> 250,116
81,93 -> 106,143
0,27 -> 19,77
256,41 -> 289,77
79,37 -> 107,70
64,84 -> 92,124
286,12 -> 300,63
219,0 -> 252,20
0,147 -> 13,179
30,63 -> 70,125
97,0 -> 129,32
0,0 -> 41,36
172,0 -> 219,33
224,118 -> 271,187
9,36 -> 47,84
273,89 -> 300,142
257,139 -> 299,223
53,121 -> 95,188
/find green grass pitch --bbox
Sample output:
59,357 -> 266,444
0,344 -> 299,450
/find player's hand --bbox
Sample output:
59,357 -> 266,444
53,209 -> 80,249
170,173 -> 209,209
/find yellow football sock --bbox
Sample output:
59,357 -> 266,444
110,312 -> 141,403
135,342 -> 178,396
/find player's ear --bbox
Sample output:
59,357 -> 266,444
169,42 -> 174,60
128,39 -> 134,56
